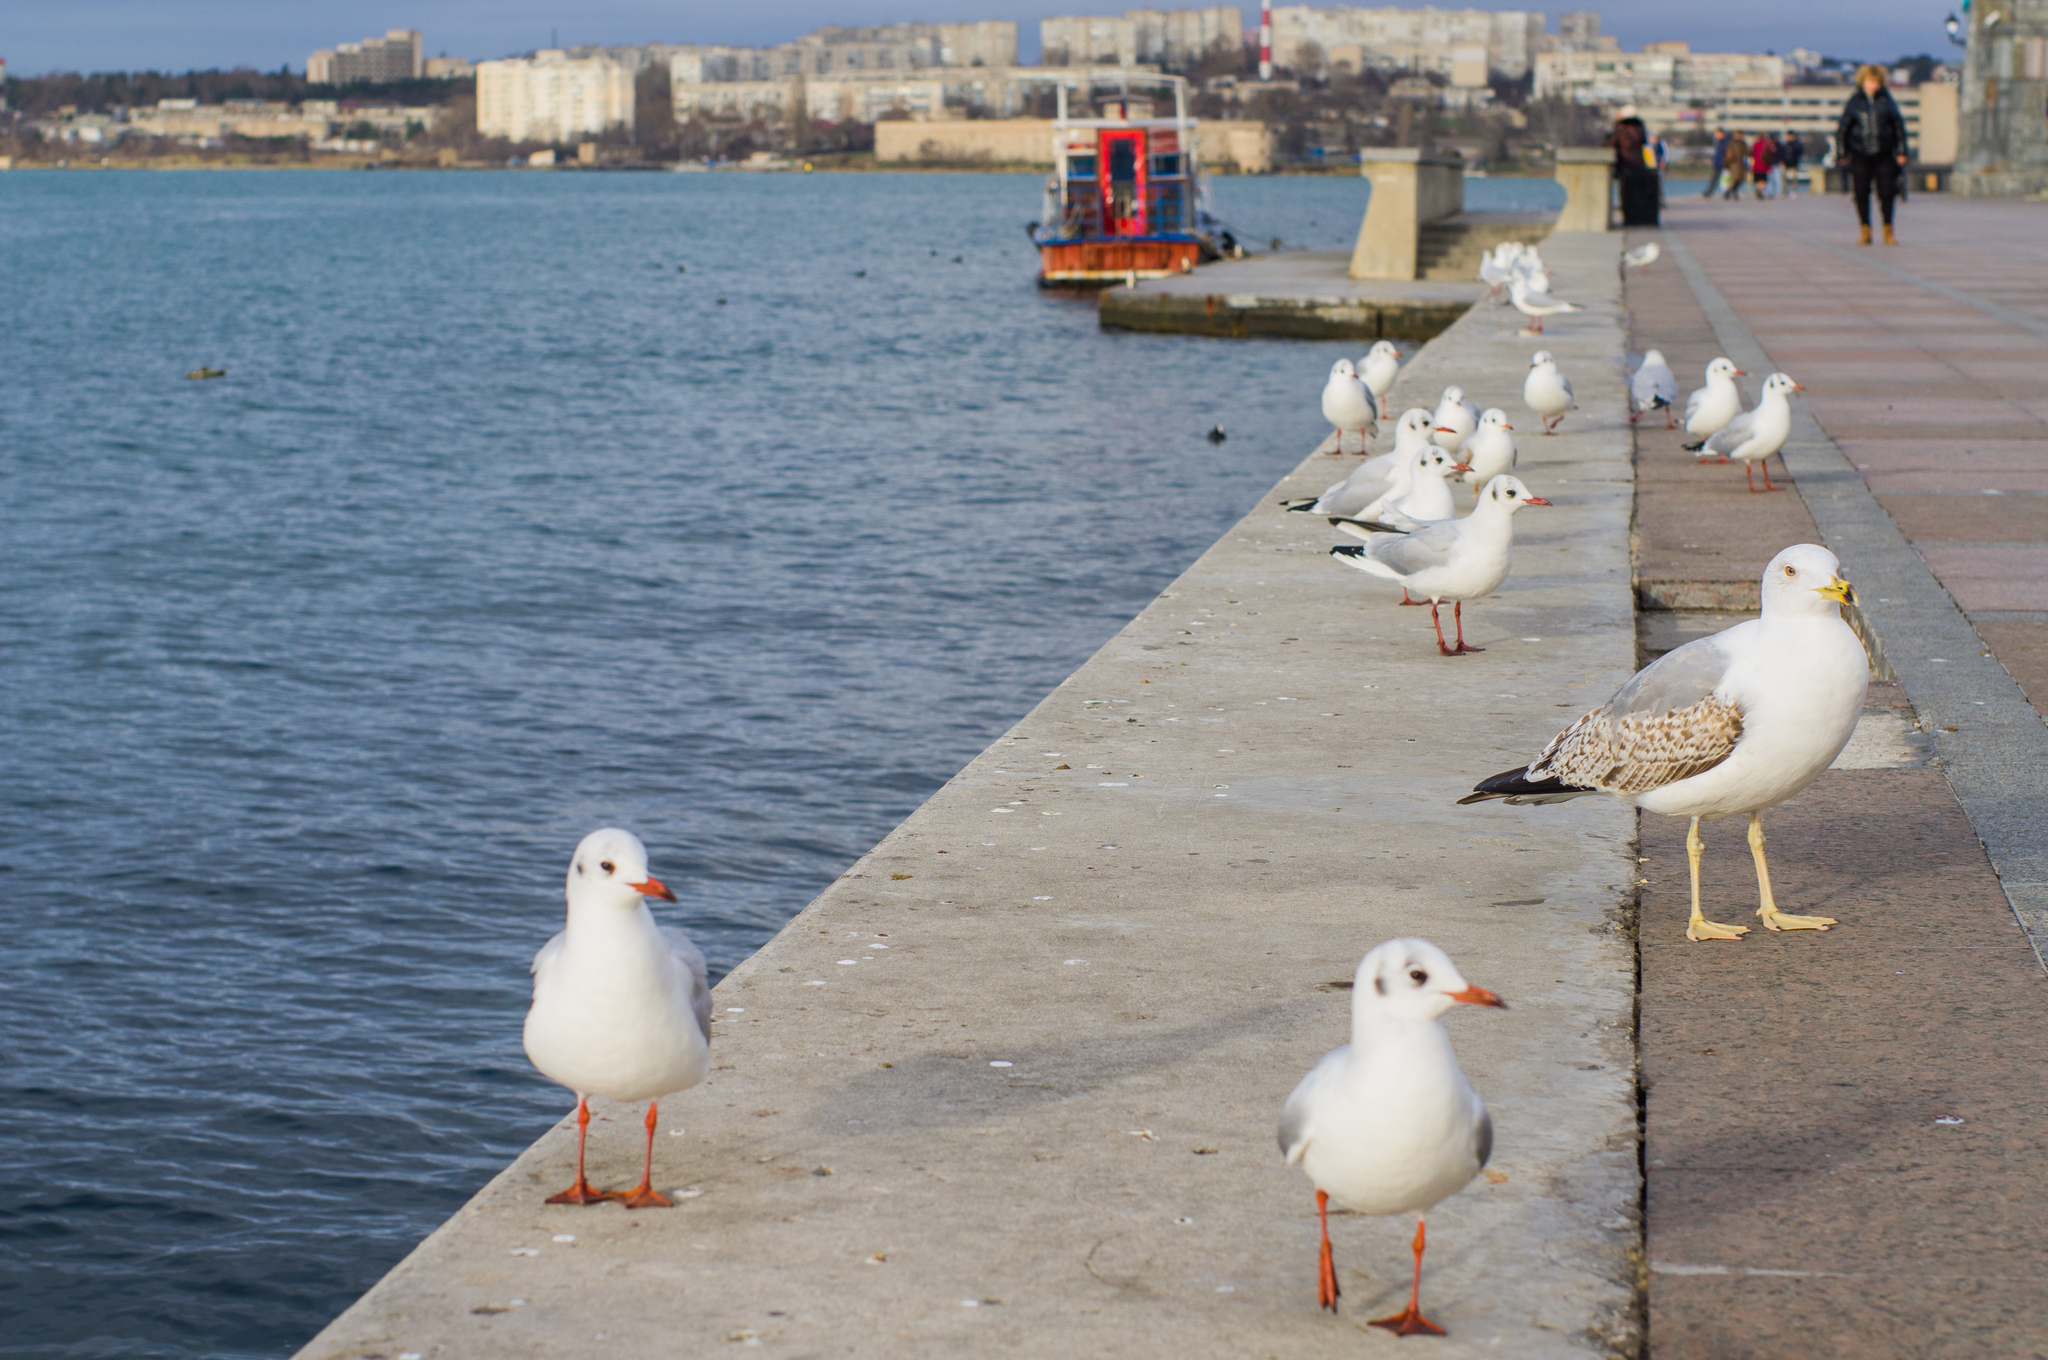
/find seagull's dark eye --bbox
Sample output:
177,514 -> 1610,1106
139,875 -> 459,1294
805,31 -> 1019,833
1507,489 -> 1518,498
600,860 -> 616,874
1409,968 -> 1429,985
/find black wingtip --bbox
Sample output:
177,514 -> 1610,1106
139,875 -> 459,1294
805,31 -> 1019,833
1458,766 -> 1587,805
1281,499 -> 1318,512
1680,438 -> 1706,453
1327,517 -> 1408,534
1330,544 -> 1366,559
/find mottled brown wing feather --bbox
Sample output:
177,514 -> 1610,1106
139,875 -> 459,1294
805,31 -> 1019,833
1528,695 -> 1742,795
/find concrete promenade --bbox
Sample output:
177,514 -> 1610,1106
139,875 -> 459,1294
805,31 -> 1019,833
297,233 -> 1643,1359
1099,253 -> 1484,341
1628,196 -> 2048,1357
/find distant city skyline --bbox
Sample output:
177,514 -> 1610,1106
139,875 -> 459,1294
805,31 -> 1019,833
8,1 -> 1949,78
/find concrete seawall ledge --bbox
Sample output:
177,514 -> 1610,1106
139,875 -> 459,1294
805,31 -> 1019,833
1099,253 -> 1483,341
298,233 -> 1641,1359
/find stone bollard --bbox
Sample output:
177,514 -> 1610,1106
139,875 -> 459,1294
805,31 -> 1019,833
1553,148 -> 1613,232
1349,148 -> 1465,280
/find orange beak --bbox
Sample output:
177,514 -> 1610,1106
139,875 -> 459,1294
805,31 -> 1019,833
1523,496 -> 1552,505
1435,426 -> 1456,434
628,876 -> 677,902
1791,382 -> 1806,391
1447,985 -> 1507,1008
1451,462 -> 1472,473
1733,368 -> 1748,376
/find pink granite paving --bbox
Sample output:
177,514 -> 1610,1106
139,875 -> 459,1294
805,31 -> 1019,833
1666,196 -> 2048,716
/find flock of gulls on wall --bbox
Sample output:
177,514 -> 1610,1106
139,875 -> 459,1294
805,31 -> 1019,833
510,236 -> 1871,1340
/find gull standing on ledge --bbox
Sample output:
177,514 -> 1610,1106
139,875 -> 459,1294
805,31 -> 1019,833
1682,357 -> 1746,443
1630,349 -> 1679,428
1623,241 -> 1662,269
1523,351 -> 1576,434
1330,475 -> 1550,655
1280,938 -> 1504,1334
1460,545 -> 1867,942
525,828 -> 713,1207
1686,372 -> 1803,492
1335,445 -> 1469,535
1508,274 -> 1580,334
1460,409 -> 1516,500
1285,409 -> 1435,517
1322,358 -> 1378,456
1360,340 -> 1403,419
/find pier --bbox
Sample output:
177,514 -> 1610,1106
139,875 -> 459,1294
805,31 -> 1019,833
297,199 -> 2048,1359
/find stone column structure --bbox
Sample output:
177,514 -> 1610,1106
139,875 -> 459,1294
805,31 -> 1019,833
1349,148 -> 1465,280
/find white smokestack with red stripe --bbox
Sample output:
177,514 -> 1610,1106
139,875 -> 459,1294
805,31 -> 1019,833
1259,0 -> 1272,79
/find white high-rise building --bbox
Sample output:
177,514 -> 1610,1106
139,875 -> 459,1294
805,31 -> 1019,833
476,51 -> 635,144
1267,6 -> 1543,79
308,29 -> 424,85
1039,8 -> 1245,68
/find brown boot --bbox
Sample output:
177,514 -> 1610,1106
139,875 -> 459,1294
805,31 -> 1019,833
1883,223 -> 1897,245
1859,224 -> 1872,245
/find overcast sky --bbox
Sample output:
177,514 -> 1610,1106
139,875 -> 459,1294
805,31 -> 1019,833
5,2 -> 1952,78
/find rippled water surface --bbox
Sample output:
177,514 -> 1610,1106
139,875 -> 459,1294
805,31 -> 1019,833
0,168 -> 1547,1358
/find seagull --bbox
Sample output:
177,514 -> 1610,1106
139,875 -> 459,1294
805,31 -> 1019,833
1460,409 -> 1516,498
1630,349 -> 1679,428
1682,357 -> 1747,443
1523,351 -> 1576,434
1284,410 -> 1435,516
1336,445 -> 1469,535
1430,386 -> 1480,455
1686,372 -> 1801,491
1460,545 -> 1867,942
1330,475 -> 1550,655
1508,275 -> 1578,334
1359,340 -> 1402,419
524,828 -> 713,1208
1478,242 -> 1517,298
1623,241 -> 1662,269
1322,358 -> 1378,456
1279,938 -> 1503,1333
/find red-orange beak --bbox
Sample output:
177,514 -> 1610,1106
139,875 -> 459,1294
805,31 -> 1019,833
628,876 -> 677,902
1435,426 -> 1456,433
1447,985 -> 1506,1008
1791,382 -> 1806,391
1523,495 -> 1552,505
1733,368 -> 1748,376
1451,461 -> 1472,472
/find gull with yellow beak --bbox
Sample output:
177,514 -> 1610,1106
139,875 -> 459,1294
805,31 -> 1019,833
525,828 -> 712,1206
1459,545 -> 1868,941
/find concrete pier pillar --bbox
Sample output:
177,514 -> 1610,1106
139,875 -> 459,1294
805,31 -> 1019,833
1553,148 -> 1613,232
1348,148 -> 1465,280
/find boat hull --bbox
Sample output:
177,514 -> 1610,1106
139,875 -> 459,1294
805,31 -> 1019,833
1038,237 -> 1205,287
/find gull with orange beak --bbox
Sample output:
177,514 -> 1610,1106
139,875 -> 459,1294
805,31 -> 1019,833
524,828 -> 711,1207
1279,938 -> 1504,1335
1462,545 -> 1867,942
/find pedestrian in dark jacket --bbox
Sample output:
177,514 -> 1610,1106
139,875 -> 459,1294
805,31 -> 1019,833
1782,130 -> 1805,195
1722,131 -> 1748,200
1704,129 -> 1727,198
1837,63 -> 1910,244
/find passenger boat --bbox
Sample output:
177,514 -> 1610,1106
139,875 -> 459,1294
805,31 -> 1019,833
1029,76 -> 1236,287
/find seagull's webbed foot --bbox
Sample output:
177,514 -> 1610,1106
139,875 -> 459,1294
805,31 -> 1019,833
614,1184 -> 675,1209
1369,1304 -> 1447,1338
1686,914 -> 1750,942
1756,906 -> 1836,932
545,1179 -> 612,1206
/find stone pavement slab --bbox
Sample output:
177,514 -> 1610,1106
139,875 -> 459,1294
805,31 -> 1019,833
294,234 -> 1643,1360
1100,252 -> 1484,341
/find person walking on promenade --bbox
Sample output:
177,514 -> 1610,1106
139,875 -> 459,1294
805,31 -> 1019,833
1722,130 -> 1749,200
1838,64 -> 1910,244
1704,128 -> 1728,198
1782,130 -> 1805,195
1759,133 -> 1784,199
1653,131 -> 1670,203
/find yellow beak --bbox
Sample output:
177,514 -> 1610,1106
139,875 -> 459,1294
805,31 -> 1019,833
1816,575 -> 1855,605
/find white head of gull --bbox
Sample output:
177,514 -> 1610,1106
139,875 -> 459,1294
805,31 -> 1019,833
1682,356 -> 1747,441
1463,544 -> 1868,941
524,827 -> 712,1207
1460,408 -> 1516,496
1430,386 -> 1481,454
1279,937 -> 1504,1333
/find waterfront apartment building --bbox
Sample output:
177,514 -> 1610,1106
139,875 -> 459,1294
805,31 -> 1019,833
1266,7 -> 1544,80
1533,45 -> 1787,113
1038,8 -> 1244,68
477,51 -> 635,144
667,21 -> 1018,85
307,29 -> 424,85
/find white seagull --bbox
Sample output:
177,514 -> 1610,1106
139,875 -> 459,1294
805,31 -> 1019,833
1359,340 -> 1403,419
1279,938 -> 1504,1333
1330,474 -> 1550,655
524,828 -> 713,1207
1686,372 -> 1802,492
1460,409 -> 1516,498
1523,351 -> 1576,434
1321,358 -> 1378,456
1508,274 -> 1579,334
1430,386 -> 1481,456
1337,445 -> 1469,535
1623,241 -> 1662,269
1462,545 -> 1867,942
1286,409 -> 1435,517
1630,349 -> 1679,428
1682,357 -> 1747,443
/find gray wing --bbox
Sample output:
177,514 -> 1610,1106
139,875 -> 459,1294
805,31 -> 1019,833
1527,634 -> 1744,794
1630,365 -> 1657,406
1559,374 -> 1575,402
1683,385 -> 1707,419
1367,518 -> 1460,575
1704,408 -> 1755,454
1278,1048 -> 1344,1162
1653,366 -> 1679,403
660,926 -> 714,1044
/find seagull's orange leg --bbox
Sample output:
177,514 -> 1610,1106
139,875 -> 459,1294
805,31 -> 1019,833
1430,601 -> 1457,656
614,1101 -> 673,1209
1370,1217 -> 1447,1337
1316,1189 -> 1341,1311
545,1096 -> 610,1205
1448,600 -> 1484,654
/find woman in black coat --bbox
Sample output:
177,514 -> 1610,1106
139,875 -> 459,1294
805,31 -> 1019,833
1837,64 -> 1910,245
